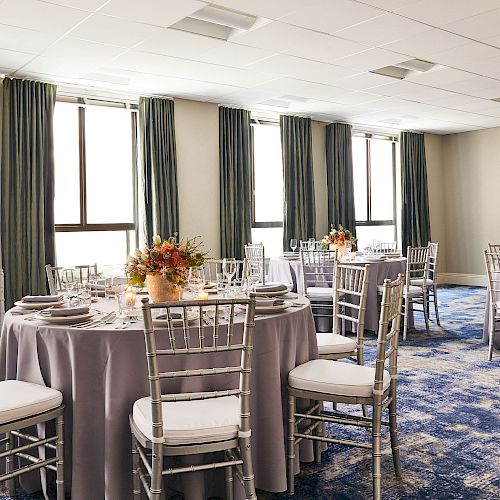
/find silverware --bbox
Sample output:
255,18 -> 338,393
75,312 -> 114,329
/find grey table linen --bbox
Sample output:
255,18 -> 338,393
269,257 -> 408,331
0,297 -> 318,500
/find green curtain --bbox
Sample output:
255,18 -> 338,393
280,115 -> 315,250
219,106 -> 253,259
0,77 -> 57,309
139,96 -> 178,243
326,122 -> 356,235
401,131 -> 431,253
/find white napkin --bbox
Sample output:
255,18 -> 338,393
22,295 -> 62,303
255,283 -> 287,293
41,306 -> 89,317
255,298 -> 285,307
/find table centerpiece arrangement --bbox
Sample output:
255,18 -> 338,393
321,225 -> 357,257
127,234 -> 206,302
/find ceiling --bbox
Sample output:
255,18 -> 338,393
2,0 -> 500,133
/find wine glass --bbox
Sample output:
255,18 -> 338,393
61,268 -> 76,301
222,258 -> 237,289
290,238 -> 298,252
188,266 -> 206,298
246,271 -> 260,295
308,238 -> 316,250
111,274 -> 129,317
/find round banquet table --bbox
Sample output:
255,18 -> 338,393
0,295 -> 318,500
268,256 -> 409,331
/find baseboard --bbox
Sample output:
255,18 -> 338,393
438,273 -> 487,287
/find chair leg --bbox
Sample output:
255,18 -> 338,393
150,442 -> 163,500
488,316 -> 495,362
6,432 -> 16,496
433,285 -> 440,326
131,433 -> 141,498
422,291 -> 430,332
389,396 -> 402,478
224,461 -> 234,500
403,297 -> 409,341
372,401 -> 383,500
287,394 -> 297,495
239,435 -> 256,500
314,401 -> 323,464
56,414 -> 65,500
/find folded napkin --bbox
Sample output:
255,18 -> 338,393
89,283 -> 106,291
41,306 -> 89,317
255,298 -> 285,307
255,283 -> 288,293
22,295 -> 62,303
155,311 -> 182,320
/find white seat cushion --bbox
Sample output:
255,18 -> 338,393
0,380 -> 63,425
410,278 -> 434,287
289,359 -> 391,398
316,333 -> 357,355
307,286 -> 333,298
132,395 -> 240,446
377,284 -> 422,297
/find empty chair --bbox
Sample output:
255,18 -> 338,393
204,258 -> 247,286
484,251 -> 500,361
488,243 -> 500,253
373,242 -> 398,254
300,240 -> 322,250
287,274 -> 405,500
130,296 -> 257,500
0,380 -> 64,499
46,264 -> 98,295
244,243 -> 265,284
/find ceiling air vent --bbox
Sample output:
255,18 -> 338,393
370,58 -> 437,80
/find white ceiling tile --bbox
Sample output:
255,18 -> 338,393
251,77 -> 315,95
421,107 -> 500,127
211,0 -> 309,20
42,37 -> 126,63
381,29 -> 470,60
20,55 -> 103,78
422,93 -> 484,108
192,43 -> 274,68
0,0 -> 89,34
0,48 -> 35,70
42,0 -> 109,10
335,71 -> 400,90
357,0 -> 420,11
0,24 -> 60,53
334,13 -> 428,46
335,48 -> 407,71
443,76 -> 500,99
405,68 -> 474,87
395,0 -> 500,27
453,100 -> 500,117
70,14 -> 161,48
444,8 -> 500,43
279,0 -> 383,34
431,41 -> 500,69
137,27 -> 225,58
100,0 -> 206,27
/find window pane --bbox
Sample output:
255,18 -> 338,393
251,228 -> 283,258
352,136 -> 367,222
356,225 -> 396,251
54,102 -> 80,224
85,106 -> 135,224
370,139 -> 394,221
253,124 -> 283,222
55,231 -> 131,267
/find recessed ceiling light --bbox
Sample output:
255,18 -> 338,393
396,59 -> 435,72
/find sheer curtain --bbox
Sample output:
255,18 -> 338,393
0,77 -> 57,308
280,115 -> 315,250
401,131 -> 431,253
326,122 -> 356,235
219,106 -> 253,259
139,96 -> 179,243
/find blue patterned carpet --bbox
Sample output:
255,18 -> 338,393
2,286 -> 499,499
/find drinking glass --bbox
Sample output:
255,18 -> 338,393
111,274 -> 129,316
78,283 -> 92,306
222,258 -> 237,288
308,238 -> 315,250
345,241 -> 352,261
290,238 -> 298,252
188,266 -> 206,298
247,271 -> 260,295
61,268 -> 76,300
216,272 -> 226,295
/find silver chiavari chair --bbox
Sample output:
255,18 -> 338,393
489,243 -> 500,253
300,240 -> 322,250
130,296 -> 257,500
484,251 -> 500,361
46,264 -> 98,295
244,243 -> 265,285
204,258 -> 247,286
0,268 -> 5,327
0,380 -> 65,499
287,274 -> 405,500
373,242 -> 398,254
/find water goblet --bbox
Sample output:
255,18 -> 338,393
222,258 -> 237,289
188,266 -> 206,299
290,238 -> 298,252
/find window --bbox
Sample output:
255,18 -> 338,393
251,123 -> 284,258
352,134 -> 398,250
53,99 -> 138,267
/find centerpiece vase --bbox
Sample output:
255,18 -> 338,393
329,243 -> 346,257
145,274 -> 184,302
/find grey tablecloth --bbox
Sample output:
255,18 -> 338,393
268,257 -> 408,331
0,297 -> 318,500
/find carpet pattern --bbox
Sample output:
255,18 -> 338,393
2,286 -> 499,499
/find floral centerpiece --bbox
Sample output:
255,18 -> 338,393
127,234 -> 206,302
321,225 -> 357,256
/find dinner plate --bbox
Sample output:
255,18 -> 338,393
254,288 -> 290,297
34,311 -> 95,324
14,299 -> 65,310
152,310 -> 200,326
255,303 -> 289,314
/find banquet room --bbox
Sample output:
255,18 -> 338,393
0,0 -> 499,499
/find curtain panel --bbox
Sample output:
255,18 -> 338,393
326,122 -> 356,235
280,115 -> 315,250
0,77 -> 57,309
139,96 -> 179,244
219,106 -> 253,259
401,131 -> 431,253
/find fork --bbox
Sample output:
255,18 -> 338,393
75,312 -> 114,329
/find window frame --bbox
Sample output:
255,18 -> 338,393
353,131 -> 398,241
54,97 -> 139,254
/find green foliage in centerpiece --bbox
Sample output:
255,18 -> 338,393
127,234 -> 206,288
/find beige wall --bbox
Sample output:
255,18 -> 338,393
174,98 -> 220,257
